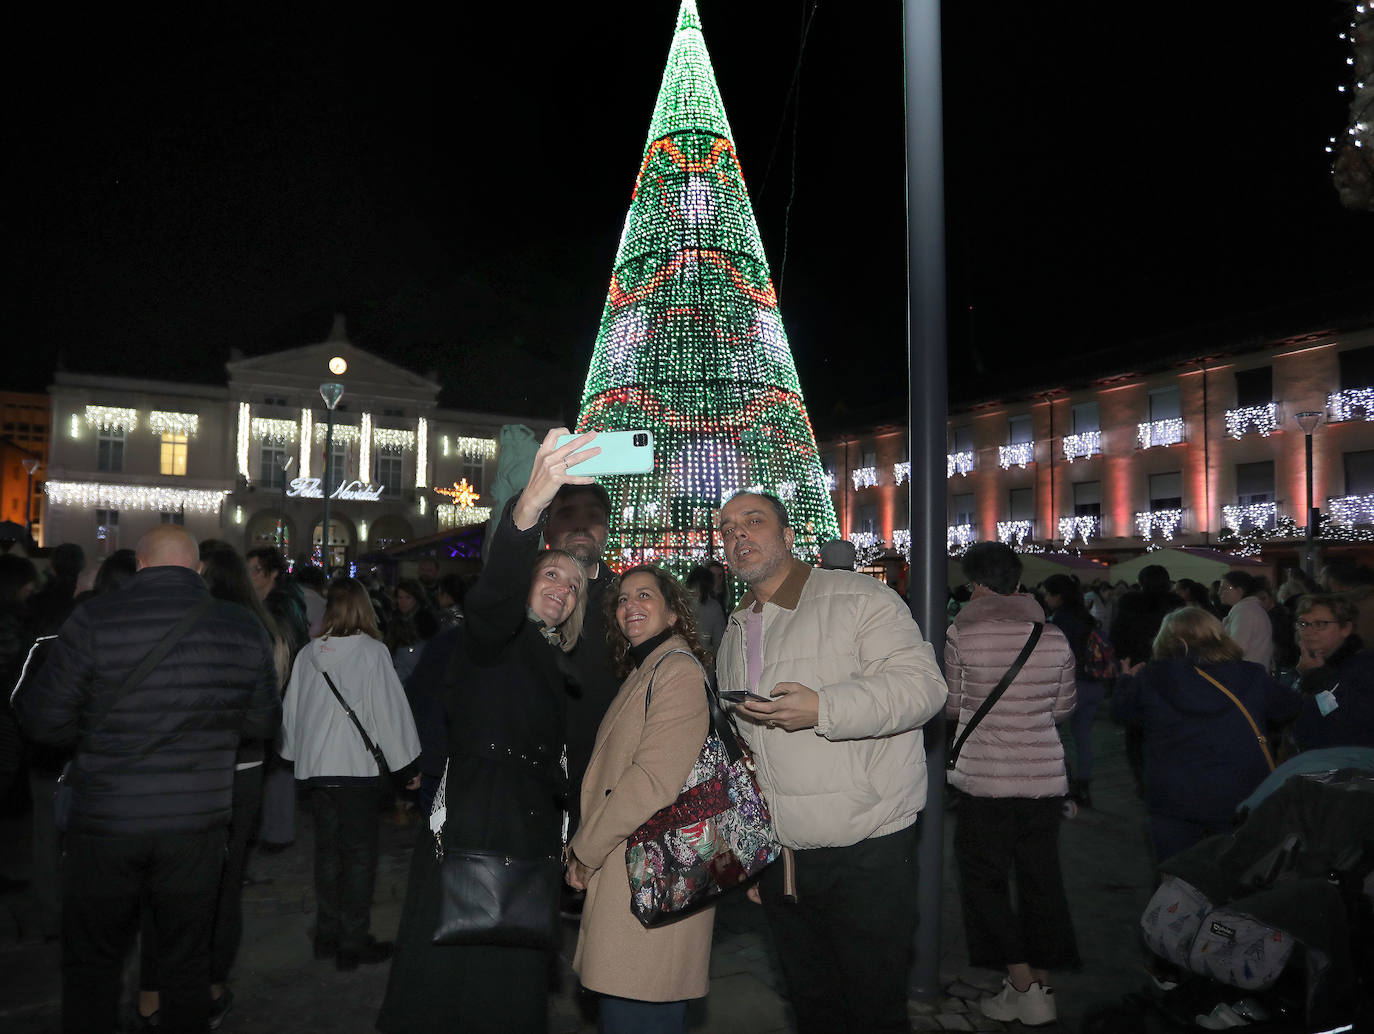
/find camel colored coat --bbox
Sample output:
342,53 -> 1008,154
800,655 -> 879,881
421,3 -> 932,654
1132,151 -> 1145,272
569,637 -> 714,1001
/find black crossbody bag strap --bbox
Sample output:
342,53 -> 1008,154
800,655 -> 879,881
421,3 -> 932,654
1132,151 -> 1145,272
947,622 -> 1043,771
86,594 -> 217,735
320,670 -> 391,777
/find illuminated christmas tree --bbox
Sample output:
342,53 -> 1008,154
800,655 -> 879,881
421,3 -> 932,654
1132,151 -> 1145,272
575,0 -> 839,569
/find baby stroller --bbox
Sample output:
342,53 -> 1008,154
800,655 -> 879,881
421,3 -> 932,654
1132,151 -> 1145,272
1137,750 -> 1374,1032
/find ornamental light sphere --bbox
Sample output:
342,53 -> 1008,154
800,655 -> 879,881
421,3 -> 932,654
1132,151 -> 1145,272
329,356 -> 348,376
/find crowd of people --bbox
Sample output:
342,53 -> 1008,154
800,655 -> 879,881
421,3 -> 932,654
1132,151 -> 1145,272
3,428 -> 1373,1032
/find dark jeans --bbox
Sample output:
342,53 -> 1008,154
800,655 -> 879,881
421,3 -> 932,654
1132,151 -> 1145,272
259,752 -> 296,845
62,827 -> 227,1034
29,768 -> 62,938
310,783 -> 380,952
954,795 -> 1080,971
1068,678 -> 1106,782
142,765 -> 264,986
598,995 -> 688,1034
759,824 -> 919,1034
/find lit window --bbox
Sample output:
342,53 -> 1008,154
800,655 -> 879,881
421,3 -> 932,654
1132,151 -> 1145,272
160,432 -> 188,476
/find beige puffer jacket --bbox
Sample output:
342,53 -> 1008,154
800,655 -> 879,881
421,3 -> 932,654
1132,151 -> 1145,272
944,592 -> 1075,799
718,560 -> 948,850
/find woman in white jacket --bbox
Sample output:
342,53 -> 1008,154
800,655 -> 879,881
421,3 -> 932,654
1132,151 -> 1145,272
281,578 -> 421,971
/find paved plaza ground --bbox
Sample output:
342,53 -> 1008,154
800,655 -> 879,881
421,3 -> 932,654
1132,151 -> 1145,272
1,714 -> 1162,1033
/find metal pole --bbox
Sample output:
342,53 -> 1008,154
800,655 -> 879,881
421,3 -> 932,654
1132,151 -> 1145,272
322,408 -> 334,572
1305,430 -> 1315,577
903,0 -> 948,1000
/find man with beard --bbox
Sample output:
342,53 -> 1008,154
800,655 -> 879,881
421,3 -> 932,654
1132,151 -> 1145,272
715,491 -> 948,1034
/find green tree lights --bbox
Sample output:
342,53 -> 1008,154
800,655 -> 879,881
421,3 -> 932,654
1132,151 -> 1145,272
575,0 -> 839,570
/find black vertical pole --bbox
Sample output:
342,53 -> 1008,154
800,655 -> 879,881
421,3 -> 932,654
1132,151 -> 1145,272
1305,430 -> 1315,576
903,0 -> 948,1000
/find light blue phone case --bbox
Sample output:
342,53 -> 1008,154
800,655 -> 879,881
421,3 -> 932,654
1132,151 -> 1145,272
555,430 -> 655,476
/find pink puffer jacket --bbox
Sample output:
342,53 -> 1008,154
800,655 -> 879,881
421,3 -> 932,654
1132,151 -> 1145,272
944,593 -> 1076,798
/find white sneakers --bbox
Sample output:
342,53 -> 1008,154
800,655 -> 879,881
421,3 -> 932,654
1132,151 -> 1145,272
979,978 -> 1058,1027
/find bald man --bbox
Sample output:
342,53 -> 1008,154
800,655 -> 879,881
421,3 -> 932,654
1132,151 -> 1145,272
17,526 -> 280,1034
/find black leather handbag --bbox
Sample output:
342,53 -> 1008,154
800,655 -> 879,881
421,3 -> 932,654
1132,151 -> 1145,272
428,761 -> 561,950
432,849 -> 561,949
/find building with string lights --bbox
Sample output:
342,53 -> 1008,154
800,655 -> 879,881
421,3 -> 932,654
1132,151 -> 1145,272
42,318 -> 555,567
818,318 -> 1374,580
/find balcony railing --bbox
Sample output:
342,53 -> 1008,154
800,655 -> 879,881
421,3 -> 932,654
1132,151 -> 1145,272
851,466 -> 879,490
996,519 -> 1034,546
1058,514 -> 1101,544
1137,418 -> 1185,449
1062,431 -> 1100,463
944,452 -> 973,478
1224,403 -> 1278,439
1222,501 -> 1278,531
1135,508 -> 1184,541
947,523 -> 975,552
998,442 -> 1035,469
1327,494 -> 1374,526
1328,387 -> 1374,422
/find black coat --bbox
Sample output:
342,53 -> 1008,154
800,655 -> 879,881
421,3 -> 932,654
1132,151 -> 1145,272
15,565 -> 281,836
379,506 -> 573,1034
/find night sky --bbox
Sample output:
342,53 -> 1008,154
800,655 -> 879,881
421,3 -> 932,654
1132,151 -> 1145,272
10,2 -> 1373,428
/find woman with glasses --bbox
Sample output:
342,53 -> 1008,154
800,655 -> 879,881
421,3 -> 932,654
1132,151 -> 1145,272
1290,593 -> 1374,751
1113,606 -> 1300,863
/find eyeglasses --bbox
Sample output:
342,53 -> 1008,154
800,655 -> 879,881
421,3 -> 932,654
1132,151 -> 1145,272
1294,619 -> 1338,631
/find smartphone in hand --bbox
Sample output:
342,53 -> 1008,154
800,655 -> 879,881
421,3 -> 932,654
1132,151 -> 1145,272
718,690 -> 773,704
555,430 -> 654,476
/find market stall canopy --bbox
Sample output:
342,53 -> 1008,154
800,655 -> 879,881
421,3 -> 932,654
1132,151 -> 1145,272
1109,547 -> 1265,587
948,552 -> 1109,591
358,523 -> 485,564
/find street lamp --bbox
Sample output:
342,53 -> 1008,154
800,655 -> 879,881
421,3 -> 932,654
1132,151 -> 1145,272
319,382 -> 345,571
21,456 -> 40,544
277,454 -> 295,551
1295,411 -> 1323,577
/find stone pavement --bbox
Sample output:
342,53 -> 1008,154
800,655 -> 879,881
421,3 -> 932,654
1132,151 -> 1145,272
0,713 -> 1158,1033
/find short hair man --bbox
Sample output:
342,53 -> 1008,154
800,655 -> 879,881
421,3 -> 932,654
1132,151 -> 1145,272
715,491 -> 949,1034
16,526 -> 280,1033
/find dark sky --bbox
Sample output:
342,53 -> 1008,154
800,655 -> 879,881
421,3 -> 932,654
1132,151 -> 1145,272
9,2 -> 1372,427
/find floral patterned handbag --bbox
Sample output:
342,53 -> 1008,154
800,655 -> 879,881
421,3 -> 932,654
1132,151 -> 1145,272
625,650 -> 781,927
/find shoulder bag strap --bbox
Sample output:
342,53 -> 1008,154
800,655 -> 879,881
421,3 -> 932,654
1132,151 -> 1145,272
947,622 -> 1044,771
643,648 -> 746,764
1194,666 -> 1277,771
320,670 -> 391,776
86,594 -> 217,734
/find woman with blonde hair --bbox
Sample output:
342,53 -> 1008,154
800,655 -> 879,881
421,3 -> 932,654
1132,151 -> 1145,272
380,431 -> 593,1034
280,578 -> 421,970
1113,606 -> 1299,862
563,563 -> 714,1034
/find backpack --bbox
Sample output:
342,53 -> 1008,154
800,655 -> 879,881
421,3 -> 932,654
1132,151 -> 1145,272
1083,627 -> 1118,681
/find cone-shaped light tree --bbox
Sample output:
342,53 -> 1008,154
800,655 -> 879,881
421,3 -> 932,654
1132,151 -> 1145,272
575,0 -> 840,570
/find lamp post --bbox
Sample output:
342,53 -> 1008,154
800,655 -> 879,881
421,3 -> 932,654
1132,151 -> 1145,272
277,454 -> 295,551
1295,411 -> 1322,577
319,383 -> 345,572
21,456 -> 40,545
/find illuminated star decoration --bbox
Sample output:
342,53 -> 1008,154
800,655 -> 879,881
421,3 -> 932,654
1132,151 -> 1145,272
572,0 -> 839,572
435,479 -> 481,509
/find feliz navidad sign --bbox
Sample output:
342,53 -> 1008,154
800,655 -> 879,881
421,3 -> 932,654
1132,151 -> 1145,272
286,477 -> 386,501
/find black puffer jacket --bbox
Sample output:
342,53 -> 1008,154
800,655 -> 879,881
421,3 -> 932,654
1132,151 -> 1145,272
16,565 -> 281,836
